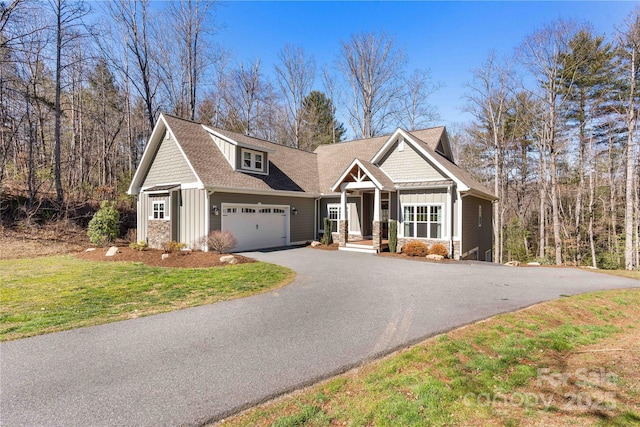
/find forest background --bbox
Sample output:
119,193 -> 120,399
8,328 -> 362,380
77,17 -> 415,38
0,0 -> 638,270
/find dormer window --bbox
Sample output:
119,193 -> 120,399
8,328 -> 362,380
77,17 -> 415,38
241,148 -> 264,172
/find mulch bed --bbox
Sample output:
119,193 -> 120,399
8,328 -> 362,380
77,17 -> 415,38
308,243 -> 339,251
377,252 -> 456,263
75,246 -> 255,268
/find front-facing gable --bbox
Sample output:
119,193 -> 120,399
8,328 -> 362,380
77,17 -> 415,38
376,138 -> 447,182
128,114 -> 203,195
129,114 -> 320,197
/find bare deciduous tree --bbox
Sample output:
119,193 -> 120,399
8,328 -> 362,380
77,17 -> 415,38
517,19 -> 581,265
616,6 -> 640,270
274,44 -> 315,148
336,30 -> 406,138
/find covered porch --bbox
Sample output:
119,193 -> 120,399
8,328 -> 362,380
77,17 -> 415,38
331,159 -> 396,253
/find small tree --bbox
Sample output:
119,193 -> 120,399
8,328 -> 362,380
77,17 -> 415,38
88,201 -> 120,246
388,219 -> 398,253
321,217 -> 333,245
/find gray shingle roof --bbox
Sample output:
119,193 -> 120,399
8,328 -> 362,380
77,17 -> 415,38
158,115 -> 495,200
163,114 -> 319,194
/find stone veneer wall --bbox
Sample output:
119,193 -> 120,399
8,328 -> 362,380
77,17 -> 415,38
337,220 -> 349,246
148,220 -> 170,249
372,221 -> 381,250
397,238 -> 461,260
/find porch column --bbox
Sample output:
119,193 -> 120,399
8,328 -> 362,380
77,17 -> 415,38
372,187 -> 382,251
338,186 -> 349,246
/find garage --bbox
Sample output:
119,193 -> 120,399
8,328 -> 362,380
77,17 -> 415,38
221,203 -> 289,251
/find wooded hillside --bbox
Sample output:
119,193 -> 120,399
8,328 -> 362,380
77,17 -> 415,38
0,1 -> 637,270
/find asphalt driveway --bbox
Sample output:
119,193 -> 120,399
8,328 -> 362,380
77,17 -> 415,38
1,248 -> 638,426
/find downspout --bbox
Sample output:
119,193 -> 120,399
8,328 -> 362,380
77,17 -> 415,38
447,184 -> 453,258
205,190 -> 213,251
314,197 -> 321,241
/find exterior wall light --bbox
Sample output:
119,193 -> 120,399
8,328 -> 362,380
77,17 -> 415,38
212,205 -> 219,215
292,207 -> 298,215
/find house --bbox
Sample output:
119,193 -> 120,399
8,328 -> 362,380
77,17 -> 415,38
127,113 -> 496,260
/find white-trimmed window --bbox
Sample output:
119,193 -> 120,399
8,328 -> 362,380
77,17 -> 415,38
151,201 -> 166,220
326,203 -> 357,233
402,204 -> 443,239
241,148 -> 264,172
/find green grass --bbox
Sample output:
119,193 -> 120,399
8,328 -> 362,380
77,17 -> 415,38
221,288 -> 640,427
594,269 -> 640,281
0,256 -> 294,341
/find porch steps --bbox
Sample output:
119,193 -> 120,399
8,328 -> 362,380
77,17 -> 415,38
340,245 -> 377,254
339,241 -> 389,254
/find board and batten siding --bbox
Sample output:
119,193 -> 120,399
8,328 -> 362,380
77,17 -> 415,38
142,131 -> 198,187
398,188 -> 458,239
179,188 -> 208,249
318,196 -> 362,233
209,133 -> 236,167
378,141 -> 445,182
136,192 -> 170,243
210,192 -> 315,243
461,196 -> 493,261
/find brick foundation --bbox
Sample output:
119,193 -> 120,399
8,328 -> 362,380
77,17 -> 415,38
148,220 -> 171,249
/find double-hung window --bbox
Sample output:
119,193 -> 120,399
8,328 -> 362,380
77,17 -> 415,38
402,204 -> 443,239
152,201 -> 166,220
241,149 -> 264,172
326,203 -> 353,233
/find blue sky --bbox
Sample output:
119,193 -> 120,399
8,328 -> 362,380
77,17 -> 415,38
213,1 -> 637,131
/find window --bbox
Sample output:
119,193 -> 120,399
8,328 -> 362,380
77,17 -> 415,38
478,205 -> 482,227
152,201 -> 166,220
273,208 -> 285,214
224,207 -> 237,214
402,204 -> 442,239
326,203 -> 356,233
258,208 -> 272,213
241,149 -> 265,172
241,207 -> 256,213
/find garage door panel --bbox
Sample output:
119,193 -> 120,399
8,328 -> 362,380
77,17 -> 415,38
222,203 -> 288,252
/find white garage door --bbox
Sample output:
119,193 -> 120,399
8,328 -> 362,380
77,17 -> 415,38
221,203 -> 288,252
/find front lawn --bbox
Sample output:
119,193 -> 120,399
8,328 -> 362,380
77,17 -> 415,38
219,288 -> 640,427
0,256 -> 294,341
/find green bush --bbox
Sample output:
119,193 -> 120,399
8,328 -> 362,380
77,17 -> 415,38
597,252 -> 622,270
402,240 -> 429,257
87,201 -> 120,246
321,217 -> 333,245
388,220 -> 398,253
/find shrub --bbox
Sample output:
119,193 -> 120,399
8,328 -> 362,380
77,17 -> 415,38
162,241 -> 187,253
129,241 -> 148,251
388,220 -> 398,253
201,230 -> 237,254
402,240 -> 429,257
428,243 -> 448,257
125,228 -> 137,244
321,217 -> 333,245
87,201 -> 120,246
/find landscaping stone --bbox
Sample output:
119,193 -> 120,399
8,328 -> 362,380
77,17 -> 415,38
105,246 -> 118,257
85,248 -> 96,252
504,260 -> 521,267
220,255 -> 235,263
161,253 -> 169,260
228,258 -> 238,265
310,241 -> 321,247
426,254 -> 444,261
527,262 -> 541,266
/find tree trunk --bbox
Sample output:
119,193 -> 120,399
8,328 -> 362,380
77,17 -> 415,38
54,0 -> 63,205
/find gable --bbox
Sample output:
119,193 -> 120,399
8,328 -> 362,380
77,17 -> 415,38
377,140 -> 446,182
142,131 -> 198,187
